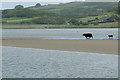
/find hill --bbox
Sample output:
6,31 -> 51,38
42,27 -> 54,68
29,2 -> 118,17
2,1 -> 119,28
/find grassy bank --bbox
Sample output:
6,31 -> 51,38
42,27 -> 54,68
2,22 -> 119,29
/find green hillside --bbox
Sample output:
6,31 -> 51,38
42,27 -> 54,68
2,1 -> 119,28
30,2 -> 118,17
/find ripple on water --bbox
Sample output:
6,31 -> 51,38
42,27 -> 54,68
2,46 -> 118,78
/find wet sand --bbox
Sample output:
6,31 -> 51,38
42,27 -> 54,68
2,39 -> 118,54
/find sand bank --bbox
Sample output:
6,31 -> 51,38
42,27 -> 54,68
2,39 -> 118,54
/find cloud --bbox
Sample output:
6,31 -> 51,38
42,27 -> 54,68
1,0 -> 118,2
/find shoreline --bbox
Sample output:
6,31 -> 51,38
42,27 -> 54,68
2,23 -> 119,29
2,39 -> 118,54
2,27 -> 119,29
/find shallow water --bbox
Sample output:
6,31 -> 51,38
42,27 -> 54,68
2,28 -> 118,40
2,46 -> 118,78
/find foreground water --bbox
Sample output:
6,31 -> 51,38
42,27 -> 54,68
2,28 -> 118,40
2,46 -> 118,78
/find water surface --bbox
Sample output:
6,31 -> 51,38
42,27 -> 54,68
2,46 -> 118,78
2,28 -> 118,40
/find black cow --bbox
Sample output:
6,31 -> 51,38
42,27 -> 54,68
83,33 -> 93,39
108,34 -> 113,39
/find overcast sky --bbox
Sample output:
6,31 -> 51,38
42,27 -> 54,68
1,0 -> 85,2
1,0 -> 85,9
1,0 -> 118,2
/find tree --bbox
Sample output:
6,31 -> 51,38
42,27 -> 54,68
112,14 -> 120,21
118,1 -> 120,15
81,22 -> 89,25
68,18 -> 80,25
95,17 -> 99,20
35,3 -> 41,7
15,5 -> 24,9
92,22 -> 99,25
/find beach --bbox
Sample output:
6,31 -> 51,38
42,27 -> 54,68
2,39 -> 118,54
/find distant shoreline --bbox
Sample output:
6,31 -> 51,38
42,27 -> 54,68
2,24 -> 119,29
2,27 -> 119,29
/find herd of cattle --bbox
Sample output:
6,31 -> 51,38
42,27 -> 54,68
82,33 -> 113,39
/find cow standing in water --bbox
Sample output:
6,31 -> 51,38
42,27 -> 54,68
108,34 -> 113,39
83,33 -> 93,39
